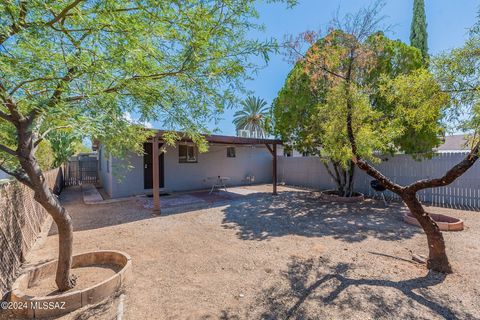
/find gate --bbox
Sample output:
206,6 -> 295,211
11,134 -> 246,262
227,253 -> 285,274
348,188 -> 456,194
64,153 -> 98,186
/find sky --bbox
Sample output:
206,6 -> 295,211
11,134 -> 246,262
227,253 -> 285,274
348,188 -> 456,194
210,0 -> 479,136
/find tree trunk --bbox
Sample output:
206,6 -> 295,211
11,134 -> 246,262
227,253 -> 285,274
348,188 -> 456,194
34,188 -> 77,290
17,128 -> 77,291
401,191 -> 452,273
346,160 -> 355,197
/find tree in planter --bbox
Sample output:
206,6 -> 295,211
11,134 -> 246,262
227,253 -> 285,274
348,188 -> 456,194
275,22 -> 425,197
273,61 -> 357,197
0,0 -> 290,291
289,3 -> 479,273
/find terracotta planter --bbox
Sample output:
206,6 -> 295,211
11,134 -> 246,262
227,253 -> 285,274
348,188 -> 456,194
10,250 -> 132,319
320,190 -> 364,203
403,212 -> 464,231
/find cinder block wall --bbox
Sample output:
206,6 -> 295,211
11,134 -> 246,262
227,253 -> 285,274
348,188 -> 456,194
0,168 -> 61,298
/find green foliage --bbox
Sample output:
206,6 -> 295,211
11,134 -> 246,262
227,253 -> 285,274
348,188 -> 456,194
0,0 -> 288,174
410,0 -> 429,60
233,96 -> 270,138
432,25 -> 480,148
273,31 -> 442,168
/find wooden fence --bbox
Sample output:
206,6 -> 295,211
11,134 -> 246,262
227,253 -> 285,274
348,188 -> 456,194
278,152 -> 480,211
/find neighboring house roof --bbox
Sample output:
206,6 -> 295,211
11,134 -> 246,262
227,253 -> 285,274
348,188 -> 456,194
436,134 -> 471,152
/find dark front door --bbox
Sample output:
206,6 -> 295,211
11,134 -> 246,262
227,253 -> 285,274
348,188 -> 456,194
143,143 -> 165,189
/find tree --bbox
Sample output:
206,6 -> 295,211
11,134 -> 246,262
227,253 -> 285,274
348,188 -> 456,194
0,0 -> 289,291
287,2 -> 478,273
233,96 -> 270,138
410,0 -> 428,60
275,28 -> 425,197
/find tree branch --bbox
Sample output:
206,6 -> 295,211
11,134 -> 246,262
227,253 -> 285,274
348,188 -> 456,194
64,68 -> 189,103
0,143 -> 17,157
0,1 -> 28,46
406,141 -> 480,192
9,77 -> 66,95
45,0 -> 84,27
0,162 -> 33,188
0,110 -> 13,122
0,82 -> 24,122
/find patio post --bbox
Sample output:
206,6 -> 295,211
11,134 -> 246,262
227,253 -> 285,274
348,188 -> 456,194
273,143 -> 277,195
152,134 -> 161,214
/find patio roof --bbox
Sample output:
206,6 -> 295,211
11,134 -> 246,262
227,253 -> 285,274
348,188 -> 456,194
149,130 -> 280,213
153,130 -> 282,145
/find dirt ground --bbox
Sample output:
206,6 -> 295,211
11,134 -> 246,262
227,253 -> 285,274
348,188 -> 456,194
5,185 -> 480,319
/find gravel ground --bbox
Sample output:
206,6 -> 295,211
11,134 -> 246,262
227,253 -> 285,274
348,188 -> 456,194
4,185 -> 480,319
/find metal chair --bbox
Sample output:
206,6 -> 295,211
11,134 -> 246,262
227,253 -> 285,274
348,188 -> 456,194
370,180 -> 388,206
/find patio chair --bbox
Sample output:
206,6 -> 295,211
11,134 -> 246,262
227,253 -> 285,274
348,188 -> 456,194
208,176 -> 230,194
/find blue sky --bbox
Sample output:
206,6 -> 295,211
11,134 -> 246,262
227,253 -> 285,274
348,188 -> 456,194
210,0 -> 479,136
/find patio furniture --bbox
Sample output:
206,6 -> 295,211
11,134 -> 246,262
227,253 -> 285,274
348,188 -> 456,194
370,180 -> 388,206
208,176 -> 231,194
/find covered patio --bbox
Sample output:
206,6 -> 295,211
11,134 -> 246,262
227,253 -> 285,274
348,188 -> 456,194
148,131 -> 282,214
137,184 -> 294,214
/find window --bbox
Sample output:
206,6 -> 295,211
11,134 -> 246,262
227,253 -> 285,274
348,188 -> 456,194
227,147 -> 236,158
284,150 -> 292,157
179,145 -> 197,163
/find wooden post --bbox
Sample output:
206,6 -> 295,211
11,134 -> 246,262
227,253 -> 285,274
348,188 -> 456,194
273,143 -> 277,195
152,135 -> 161,214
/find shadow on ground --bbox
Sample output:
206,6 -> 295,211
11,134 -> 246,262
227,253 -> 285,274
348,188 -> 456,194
222,191 -> 419,243
226,256 -> 477,320
48,187 -> 157,235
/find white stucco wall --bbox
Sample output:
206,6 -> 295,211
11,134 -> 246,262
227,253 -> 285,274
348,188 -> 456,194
98,145 -> 113,196
0,170 -> 10,180
106,143 -> 274,198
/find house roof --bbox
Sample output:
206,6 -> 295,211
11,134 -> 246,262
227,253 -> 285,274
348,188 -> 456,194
154,130 -> 282,145
92,130 -> 281,151
436,134 -> 471,151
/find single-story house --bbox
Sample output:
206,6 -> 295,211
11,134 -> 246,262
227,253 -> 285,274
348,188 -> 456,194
435,134 -> 472,152
95,131 -> 281,202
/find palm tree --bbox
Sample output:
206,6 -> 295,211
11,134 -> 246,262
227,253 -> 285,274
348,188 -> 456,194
233,96 -> 270,138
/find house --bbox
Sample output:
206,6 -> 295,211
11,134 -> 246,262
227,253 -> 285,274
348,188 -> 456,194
95,131 -> 281,201
435,134 -> 472,152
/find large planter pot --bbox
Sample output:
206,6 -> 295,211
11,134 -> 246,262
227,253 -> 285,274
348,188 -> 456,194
320,190 -> 364,203
403,212 -> 464,231
10,250 -> 132,319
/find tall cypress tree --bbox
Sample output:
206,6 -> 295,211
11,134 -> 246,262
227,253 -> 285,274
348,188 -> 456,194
410,0 -> 429,60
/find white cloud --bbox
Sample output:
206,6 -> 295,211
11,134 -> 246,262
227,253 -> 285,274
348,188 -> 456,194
123,112 -> 153,128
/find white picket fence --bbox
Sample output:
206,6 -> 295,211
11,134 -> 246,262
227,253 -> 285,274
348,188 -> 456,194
278,152 -> 480,211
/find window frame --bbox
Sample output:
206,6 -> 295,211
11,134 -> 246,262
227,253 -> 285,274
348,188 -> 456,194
179,144 -> 198,163
226,147 -> 236,158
